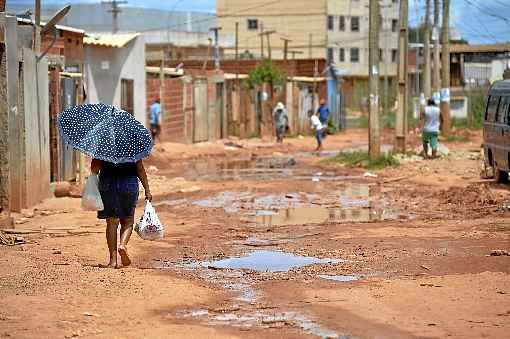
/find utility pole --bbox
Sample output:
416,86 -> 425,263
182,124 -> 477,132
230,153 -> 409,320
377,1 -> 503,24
423,0 -> 431,99
210,26 -> 222,70
281,37 -> 291,61
308,33 -> 313,58
102,0 -> 127,34
368,0 -> 380,157
235,22 -> 239,80
433,0 -> 440,100
235,22 -> 239,61
34,0 -> 41,52
259,29 -> 276,60
260,22 -> 264,59
441,0 -> 450,134
395,0 -> 408,153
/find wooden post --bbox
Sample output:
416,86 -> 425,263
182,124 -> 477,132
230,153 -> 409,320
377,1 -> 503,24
369,0 -> 381,157
432,0 -> 440,100
440,0 -> 450,135
395,0 -> 408,153
423,0 -> 431,99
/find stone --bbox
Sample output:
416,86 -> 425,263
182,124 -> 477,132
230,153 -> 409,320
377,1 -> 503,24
54,181 -> 71,198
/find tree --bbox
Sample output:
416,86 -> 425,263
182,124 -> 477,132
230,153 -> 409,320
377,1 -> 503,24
244,59 -> 285,90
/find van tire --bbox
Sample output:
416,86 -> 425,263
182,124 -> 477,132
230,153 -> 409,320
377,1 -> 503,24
494,169 -> 509,183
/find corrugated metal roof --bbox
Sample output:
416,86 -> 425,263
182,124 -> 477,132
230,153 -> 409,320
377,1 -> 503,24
84,33 -> 140,48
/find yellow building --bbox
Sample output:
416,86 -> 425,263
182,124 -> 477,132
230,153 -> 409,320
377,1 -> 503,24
217,0 -> 400,77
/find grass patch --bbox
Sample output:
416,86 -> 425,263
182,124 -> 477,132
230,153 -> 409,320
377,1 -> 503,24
443,134 -> 470,143
325,150 -> 400,170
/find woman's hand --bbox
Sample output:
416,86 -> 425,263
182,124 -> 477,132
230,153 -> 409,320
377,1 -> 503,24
145,191 -> 153,202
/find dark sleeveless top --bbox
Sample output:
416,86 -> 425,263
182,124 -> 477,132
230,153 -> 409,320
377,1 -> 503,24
100,161 -> 138,177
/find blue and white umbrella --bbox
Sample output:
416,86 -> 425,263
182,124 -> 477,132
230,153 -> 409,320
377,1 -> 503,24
57,103 -> 154,164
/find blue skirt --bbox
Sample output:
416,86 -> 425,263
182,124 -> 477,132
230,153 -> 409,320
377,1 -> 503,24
97,175 -> 139,219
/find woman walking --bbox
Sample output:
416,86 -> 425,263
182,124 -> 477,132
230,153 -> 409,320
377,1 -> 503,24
58,103 -> 154,269
91,160 -> 152,268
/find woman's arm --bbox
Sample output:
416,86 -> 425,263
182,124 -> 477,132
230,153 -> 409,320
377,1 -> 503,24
136,160 -> 152,201
91,159 -> 102,174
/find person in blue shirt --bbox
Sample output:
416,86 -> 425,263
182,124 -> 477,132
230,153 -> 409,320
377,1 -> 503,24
149,99 -> 162,141
317,99 -> 330,125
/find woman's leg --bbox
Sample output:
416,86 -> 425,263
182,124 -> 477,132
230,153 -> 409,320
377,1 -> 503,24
118,216 -> 134,267
105,217 -> 119,268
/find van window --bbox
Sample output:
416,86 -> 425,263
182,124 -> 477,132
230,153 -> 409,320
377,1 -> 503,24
496,96 -> 510,124
486,95 -> 500,122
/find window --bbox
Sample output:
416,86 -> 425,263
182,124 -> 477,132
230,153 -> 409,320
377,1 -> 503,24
391,49 -> 398,62
351,16 -> 360,32
496,96 -> 509,124
486,95 -> 500,122
392,19 -> 398,32
339,48 -> 345,62
339,16 -> 345,31
379,49 -> 384,61
247,19 -> 258,30
351,48 -> 359,62
328,15 -> 334,30
121,79 -> 134,115
328,48 -> 334,63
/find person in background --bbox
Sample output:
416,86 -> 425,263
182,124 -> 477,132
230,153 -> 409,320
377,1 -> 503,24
317,99 -> 330,125
310,110 -> 325,151
273,102 -> 289,143
419,98 -> 442,159
149,99 -> 162,142
91,159 -> 152,269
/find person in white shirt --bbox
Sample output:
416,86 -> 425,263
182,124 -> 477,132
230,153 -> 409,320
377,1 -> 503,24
420,98 -> 442,159
310,110 -> 325,151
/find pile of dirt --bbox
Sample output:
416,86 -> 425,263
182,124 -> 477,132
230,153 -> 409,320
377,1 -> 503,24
439,184 -> 502,207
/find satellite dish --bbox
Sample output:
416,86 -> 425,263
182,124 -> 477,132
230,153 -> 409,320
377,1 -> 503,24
41,5 -> 71,35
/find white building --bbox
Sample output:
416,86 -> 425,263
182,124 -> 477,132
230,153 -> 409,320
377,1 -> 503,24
84,33 -> 147,125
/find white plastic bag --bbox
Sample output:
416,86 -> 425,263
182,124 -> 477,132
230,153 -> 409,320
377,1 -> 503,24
81,174 -> 104,211
135,201 -> 165,240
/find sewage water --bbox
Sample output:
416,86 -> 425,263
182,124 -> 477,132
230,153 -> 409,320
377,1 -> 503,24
190,250 -> 344,272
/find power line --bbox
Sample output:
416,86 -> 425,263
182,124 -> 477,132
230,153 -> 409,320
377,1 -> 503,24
462,0 -> 510,25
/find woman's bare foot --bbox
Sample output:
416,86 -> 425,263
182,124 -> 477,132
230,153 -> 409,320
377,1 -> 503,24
99,261 -> 118,269
118,246 -> 131,267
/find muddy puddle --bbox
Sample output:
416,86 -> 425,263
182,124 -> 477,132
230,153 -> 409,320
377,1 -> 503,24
318,274 -> 359,282
255,205 -> 396,226
160,156 -> 360,182
189,184 -> 411,225
187,250 -> 344,273
175,250 -> 348,338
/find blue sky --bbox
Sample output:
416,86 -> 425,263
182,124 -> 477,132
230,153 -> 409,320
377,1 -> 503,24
10,0 -> 510,44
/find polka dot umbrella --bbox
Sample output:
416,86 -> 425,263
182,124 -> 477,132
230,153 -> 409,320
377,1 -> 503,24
57,103 -> 154,164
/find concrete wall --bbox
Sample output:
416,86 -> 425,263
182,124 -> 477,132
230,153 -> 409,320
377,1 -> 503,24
85,36 -> 146,125
217,0 -> 327,59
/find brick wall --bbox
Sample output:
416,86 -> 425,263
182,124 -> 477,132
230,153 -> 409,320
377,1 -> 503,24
148,59 -> 327,78
147,77 -> 187,142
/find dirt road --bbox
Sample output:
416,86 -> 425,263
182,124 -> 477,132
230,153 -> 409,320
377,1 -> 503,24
1,129 -> 509,339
